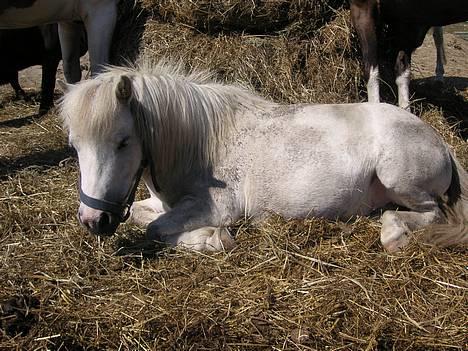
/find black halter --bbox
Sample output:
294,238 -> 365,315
79,159 -> 159,222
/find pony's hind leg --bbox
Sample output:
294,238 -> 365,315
380,185 -> 446,251
395,50 -> 411,109
433,27 -> 446,81
58,22 -> 83,83
380,205 -> 443,252
83,0 -> 117,75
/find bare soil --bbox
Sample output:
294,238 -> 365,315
413,32 -> 468,95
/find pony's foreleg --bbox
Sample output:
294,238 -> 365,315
58,22 -> 83,83
129,197 -> 166,226
84,0 -> 117,76
146,199 -> 235,252
163,227 -> 235,252
350,0 -> 380,103
395,50 -> 411,109
433,27 -> 446,81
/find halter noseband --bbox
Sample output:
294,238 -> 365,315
79,159 -> 159,222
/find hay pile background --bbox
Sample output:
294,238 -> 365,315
1,1 -> 467,350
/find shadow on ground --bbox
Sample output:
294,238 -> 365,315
412,76 -> 468,139
0,114 -> 39,128
0,146 -> 74,180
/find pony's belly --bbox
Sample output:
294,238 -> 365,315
259,187 -> 374,220
0,1 -> 76,28
256,171 -> 390,220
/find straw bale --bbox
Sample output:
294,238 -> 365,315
141,0 -> 347,34
138,10 -> 361,104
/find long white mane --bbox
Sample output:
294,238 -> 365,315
60,59 -> 271,180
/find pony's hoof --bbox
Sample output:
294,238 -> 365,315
214,228 -> 236,251
38,107 -> 51,116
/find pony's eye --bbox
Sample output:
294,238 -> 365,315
117,137 -> 129,150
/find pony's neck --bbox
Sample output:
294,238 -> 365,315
132,73 -> 247,192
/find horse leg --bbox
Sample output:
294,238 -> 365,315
394,25 -> 431,109
38,24 -> 61,115
394,49 -> 411,109
350,0 -> 380,103
433,27 -> 446,81
379,180 -> 449,251
146,198 -> 235,252
83,0 -> 117,76
380,206 -> 443,252
9,72 -> 26,100
157,227 -> 233,252
129,197 -> 166,226
38,57 -> 60,115
58,22 -> 82,83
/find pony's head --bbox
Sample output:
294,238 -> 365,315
60,74 -> 143,235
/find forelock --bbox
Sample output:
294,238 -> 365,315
59,76 -> 121,137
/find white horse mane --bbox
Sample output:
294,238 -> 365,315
60,59 -> 271,178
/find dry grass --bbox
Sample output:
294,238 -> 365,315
1,0 -> 467,350
141,0 -> 346,35
139,10 -> 361,104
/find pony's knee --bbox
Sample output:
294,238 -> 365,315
380,211 -> 411,252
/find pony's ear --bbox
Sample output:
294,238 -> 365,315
116,75 -> 132,103
57,79 -> 72,93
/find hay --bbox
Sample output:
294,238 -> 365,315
142,0 -> 347,35
138,10 -> 361,104
1,0 -> 467,349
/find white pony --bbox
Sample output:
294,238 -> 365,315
0,0 -> 117,83
59,61 -> 468,252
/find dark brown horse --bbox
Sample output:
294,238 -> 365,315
0,23 -> 87,115
350,0 -> 468,108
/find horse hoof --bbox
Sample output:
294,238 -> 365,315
213,228 -> 236,251
38,108 -> 49,116
38,104 -> 53,116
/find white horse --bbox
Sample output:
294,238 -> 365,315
0,0 -> 117,83
59,61 -> 468,252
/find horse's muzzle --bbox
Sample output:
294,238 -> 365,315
78,206 -> 120,236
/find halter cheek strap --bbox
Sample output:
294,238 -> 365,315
79,161 -> 148,222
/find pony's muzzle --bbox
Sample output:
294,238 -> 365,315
78,204 -> 120,236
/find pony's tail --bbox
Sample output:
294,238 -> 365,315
423,152 -> 468,247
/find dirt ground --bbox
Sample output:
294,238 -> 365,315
0,24 -> 467,351
413,32 -> 468,81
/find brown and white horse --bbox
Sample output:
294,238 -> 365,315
350,0 -> 468,108
0,0 -> 117,84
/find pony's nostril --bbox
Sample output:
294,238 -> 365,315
98,212 -> 111,229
